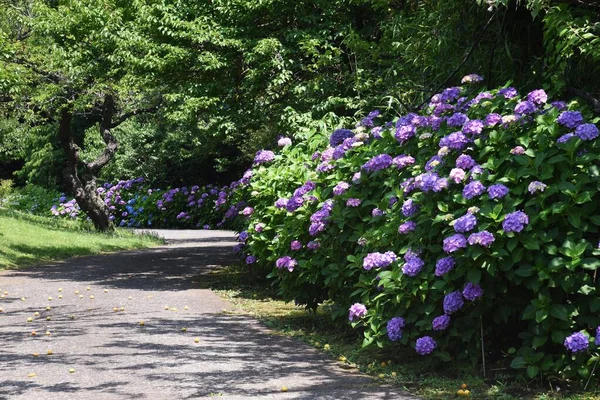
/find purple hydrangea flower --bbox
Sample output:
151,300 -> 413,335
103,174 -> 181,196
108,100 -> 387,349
527,89 -> 547,105
333,181 -> 350,196
564,332 -> 589,353
461,74 -> 483,84
439,132 -> 469,150
443,291 -> 465,314
443,234 -> 467,254
294,181 -> 316,197
352,172 -> 361,183
557,133 -> 576,144
254,150 -> 275,165
362,154 -> 393,173
387,317 -> 405,341
462,119 -> 484,135
290,240 -> 302,251
432,315 -> 451,331
346,198 -> 361,207
238,231 -> 249,242
485,113 -> 502,127
528,181 -> 547,194
502,211 -> 529,233
447,113 -> 469,127
488,184 -> 509,199
456,154 -> 476,169
395,124 -> 416,143
348,303 -> 367,321
435,256 -> 455,276
449,168 -> 466,184
330,129 -> 354,147
463,282 -> 484,301
453,213 -> 477,233
276,256 -> 297,272
307,240 -> 320,250
468,231 -> 495,247
278,137 -> 292,147
255,223 -> 265,233
392,154 -> 416,169
242,207 -> 254,216
275,198 -> 288,209
514,100 -> 536,115
398,221 -> 417,234
402,255 -> 425,276
551,101 -> 567,110
371,208 -> 384,217
463,181 -> 486,200
575,123 -> 599,141
425,155 -> 443,171
246,255 -> 256,264
286,196 -> 305,212
402,199 -> 419,217
557,111 -> 584,129
415,336 -> 437,355
363,251 -> 398,270
498,87 -> 518,99
510,146 -> 525,155
596,326 -> 600,346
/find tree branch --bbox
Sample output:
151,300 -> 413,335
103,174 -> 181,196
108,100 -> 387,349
86,94 -> 118,174
110,101 -> 162,128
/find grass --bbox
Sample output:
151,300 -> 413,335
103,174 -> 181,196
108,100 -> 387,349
0,208 -> 163,269
202,265 -> 600,400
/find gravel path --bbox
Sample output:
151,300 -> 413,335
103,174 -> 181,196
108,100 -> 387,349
0,230 -> 417,399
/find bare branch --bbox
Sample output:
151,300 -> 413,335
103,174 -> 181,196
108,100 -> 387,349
110,101 -> 161,128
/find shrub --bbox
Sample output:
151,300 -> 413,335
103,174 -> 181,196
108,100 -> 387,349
238,78 -> 600,381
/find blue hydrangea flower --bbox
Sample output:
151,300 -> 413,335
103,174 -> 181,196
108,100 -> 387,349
439,132 -> 469,149
443,291 -> 464,314
362,154 -> 393,173
402,199 -> 419,217
333,181 -> 350,196
575,123 -> 599,141
415,336 -> 437,355
502,211 -> 529,233
402,255 -> 425,276
456,154 -> 476,169
514,100 -> 536,115
435,256 -> 455,276
398,221 -> 417,234
527,89 -> 547,105
528,181 -> 547,194
462,282 -> 484,301
557,111 -> 584,129
468,231 -> 495,247
488,184 -> 509,199
387,317 -> 405,341
453,213 -> 477,233
253,150 -> 275,165
346,198 -> 361,207
447,113 -> 469,127
462,119 -> 484,135
330,129 -> 354,147
392,154 -> 415,169
432,315 -> 451,331
443,234 -> 467,254
246,255 -> 256,264
463,181 -> 486,200
564,332 -> 589,353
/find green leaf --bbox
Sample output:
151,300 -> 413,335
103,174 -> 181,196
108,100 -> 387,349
467,268 -> 482,284
581,258 -> 600,271
511,356 -> 526,369
532,335 -> 547,348
549,304 -> 569,321
527,365 -> 540,378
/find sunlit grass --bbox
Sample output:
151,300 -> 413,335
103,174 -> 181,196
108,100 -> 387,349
0,208 -> 163,269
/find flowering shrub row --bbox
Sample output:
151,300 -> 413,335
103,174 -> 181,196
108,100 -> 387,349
51,177 -> 247,231
235,77 -> 600,381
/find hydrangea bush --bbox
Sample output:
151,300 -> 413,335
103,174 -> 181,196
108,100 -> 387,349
237,78 -> 600,381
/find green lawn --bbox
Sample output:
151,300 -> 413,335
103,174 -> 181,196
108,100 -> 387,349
0,209 -> 162,269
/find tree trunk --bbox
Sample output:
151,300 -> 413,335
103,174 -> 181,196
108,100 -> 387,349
58,96 -> 118,232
